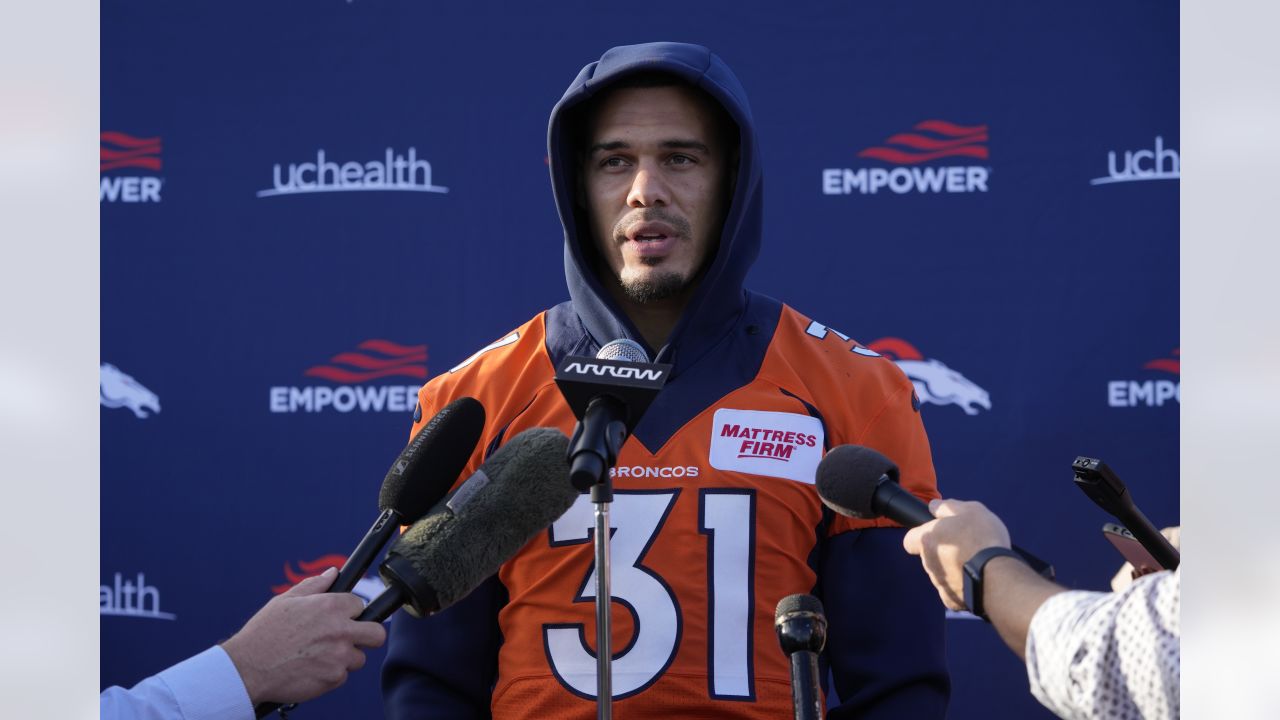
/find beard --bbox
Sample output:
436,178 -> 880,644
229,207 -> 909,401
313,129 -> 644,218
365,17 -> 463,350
618,265 -> 689,304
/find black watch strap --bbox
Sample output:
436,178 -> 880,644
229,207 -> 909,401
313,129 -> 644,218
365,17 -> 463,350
963,546 -> 1024,622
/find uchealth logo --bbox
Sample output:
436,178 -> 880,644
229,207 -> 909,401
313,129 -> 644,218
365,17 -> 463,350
1108,349 -> 1180,408
269,339 -> 427,413
823,120 -> 991,195
868,338 -> 992,415
101,572 -> 175,621
1090,136 -> 1179,186
274,555 -> 384,605
100,363 -> 161,418
258,147 -> 448,198
709,408 -> 824,483
100,131 -> 163,203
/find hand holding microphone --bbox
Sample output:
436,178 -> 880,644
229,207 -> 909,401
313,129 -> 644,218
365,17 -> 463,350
815,444 -> 1050,617
255,426 -> 577,719
900,499 -> 1012,612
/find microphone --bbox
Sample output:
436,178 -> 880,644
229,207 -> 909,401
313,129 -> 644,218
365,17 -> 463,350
775,594 -> 827,720
554,339 -> 671,491
815,444 -> 933,526
368,426 -> 578,619
253,427 -> 575,720
815,444 -> 1054,577
331,396 -> 486,593
1071,457 -> 1179,570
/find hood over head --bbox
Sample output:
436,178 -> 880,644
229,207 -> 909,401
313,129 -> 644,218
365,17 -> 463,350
547,42 -> 763,370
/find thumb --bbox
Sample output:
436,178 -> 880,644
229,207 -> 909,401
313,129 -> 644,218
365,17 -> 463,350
284,566 -> 338,596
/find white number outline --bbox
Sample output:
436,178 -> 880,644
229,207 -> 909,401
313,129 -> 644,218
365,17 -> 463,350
698,488 -> 757,701
542,490 -> 684,700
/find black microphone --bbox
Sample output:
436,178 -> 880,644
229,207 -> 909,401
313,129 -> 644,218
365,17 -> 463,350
331,396 -> 486,593
775,594 -> 827,720
1071,457 -> 1179,570
815,444 -> 1054,578
814,444 -> 934,525
254,427 -> 575,720
369,426 -> 578,619
554,339 -> 671,492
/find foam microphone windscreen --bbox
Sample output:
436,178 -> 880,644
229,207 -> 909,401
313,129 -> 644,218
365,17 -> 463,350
383,427 -> 577,616
774,593 -> 825,625
814,444 -> 900,519
378,396 -> 486,520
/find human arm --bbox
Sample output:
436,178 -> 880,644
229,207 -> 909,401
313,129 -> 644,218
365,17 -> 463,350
1025,570 -> 1180,720
901,498 -> 1065,657
381,573 -> 506,719
902,498 -> 1181,719
100,646 -> 253,720
100,567 -> 385,720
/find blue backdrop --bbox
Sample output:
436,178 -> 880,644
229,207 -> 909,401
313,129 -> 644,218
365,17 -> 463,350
101,2 -> 1178,718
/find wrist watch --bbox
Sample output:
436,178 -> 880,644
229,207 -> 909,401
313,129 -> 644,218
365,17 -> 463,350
962,546 -> 1023,622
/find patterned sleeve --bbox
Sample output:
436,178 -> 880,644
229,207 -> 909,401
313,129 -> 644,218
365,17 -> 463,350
1025,568 -> 1180,720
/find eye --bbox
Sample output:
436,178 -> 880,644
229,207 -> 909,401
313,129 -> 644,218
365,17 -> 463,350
599,156 -> 631,169
668,154 -> 697,166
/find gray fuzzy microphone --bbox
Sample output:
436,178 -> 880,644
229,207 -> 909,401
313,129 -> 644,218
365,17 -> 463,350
369,426 -> 578,619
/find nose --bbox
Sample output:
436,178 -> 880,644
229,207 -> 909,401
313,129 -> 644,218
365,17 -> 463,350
626,163 -> 670,208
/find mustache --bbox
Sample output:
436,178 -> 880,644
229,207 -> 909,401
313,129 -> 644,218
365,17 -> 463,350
612,208 -> 692,242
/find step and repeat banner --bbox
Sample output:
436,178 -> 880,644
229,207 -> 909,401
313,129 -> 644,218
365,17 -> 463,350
102,2 -> 1177,718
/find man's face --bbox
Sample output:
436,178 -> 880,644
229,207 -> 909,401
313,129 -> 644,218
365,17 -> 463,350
582,85 -> 729,305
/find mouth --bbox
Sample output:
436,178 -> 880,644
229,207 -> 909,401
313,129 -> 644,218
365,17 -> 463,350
623,222 -> 679,257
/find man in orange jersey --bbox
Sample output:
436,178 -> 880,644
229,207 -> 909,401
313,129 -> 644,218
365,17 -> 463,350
383,42 -> 948,719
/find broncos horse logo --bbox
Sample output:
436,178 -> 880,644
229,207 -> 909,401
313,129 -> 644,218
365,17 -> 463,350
867,338 -> 991,416
100,363 -> 161,418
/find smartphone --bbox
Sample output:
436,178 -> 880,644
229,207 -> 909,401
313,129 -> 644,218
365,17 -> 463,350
1102,522 -> 1161,575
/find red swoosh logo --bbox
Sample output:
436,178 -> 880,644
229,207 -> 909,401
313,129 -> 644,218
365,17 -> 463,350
866,337 -> 924,361
271,554 -> 346,594
857,146 -> 989,164
304,365 -> 428,383
100,132 -> 162,172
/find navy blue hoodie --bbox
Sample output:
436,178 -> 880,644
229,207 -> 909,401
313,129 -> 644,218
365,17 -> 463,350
383,42 -> 949,719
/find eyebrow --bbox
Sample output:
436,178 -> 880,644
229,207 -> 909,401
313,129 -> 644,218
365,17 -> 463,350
588,139 -> 712,155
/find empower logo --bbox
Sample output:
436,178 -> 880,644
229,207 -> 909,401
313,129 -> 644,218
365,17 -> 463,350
269,339 -> 427,413
868,338 -> 991,415
100,131 -> 163,202
823,120 -> 991,195
709,408 -> 824,483
1108,349 -> 1180,408
258,147 -> 449,198
100,363 -> 160,419
1090,136 -> 1179,186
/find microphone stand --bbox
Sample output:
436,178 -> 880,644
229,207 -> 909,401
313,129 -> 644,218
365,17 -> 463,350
571,396 -> 628,720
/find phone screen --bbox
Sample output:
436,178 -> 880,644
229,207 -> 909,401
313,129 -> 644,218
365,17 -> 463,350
1102,523 -> 1161,574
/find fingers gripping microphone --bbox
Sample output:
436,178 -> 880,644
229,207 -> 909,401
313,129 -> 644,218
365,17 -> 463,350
331,397 -> 486,593
815,445 -> 1054,578
255,400 -> 489,719
1072,457 -> 1180,570
364,427 -> 578,621
775,594 -> 828,720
